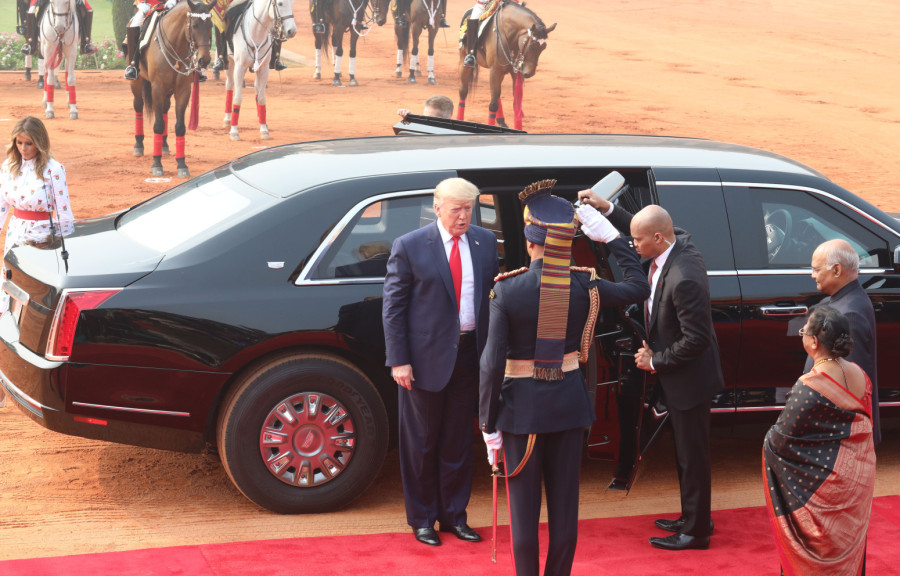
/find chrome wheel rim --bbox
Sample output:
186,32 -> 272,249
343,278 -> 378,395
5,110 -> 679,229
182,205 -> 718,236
259,392 -> 355,487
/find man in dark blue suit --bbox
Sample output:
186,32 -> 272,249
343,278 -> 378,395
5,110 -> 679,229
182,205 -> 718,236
383,177 -> 499,546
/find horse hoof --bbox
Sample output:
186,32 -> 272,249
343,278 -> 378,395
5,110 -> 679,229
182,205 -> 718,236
45,110 -> 54,119
332,79 -> 342,87
349,78 -> 359,87
177,168 -> 190,178
37,79 -> 44,89
133,146 -> 144,157
428,77 -> 436,85
394,69 -> 402,78
408,75 -> 416,84
24,69 -> 31,82
69,111 -> 78,120
41,102 -> 47,109
260,132 -> 270,140
497,119 -> 509,129
151,167 -> 164,177
230,132 -> 241,141
313,71 -> 321,80
213,69 -> 220,81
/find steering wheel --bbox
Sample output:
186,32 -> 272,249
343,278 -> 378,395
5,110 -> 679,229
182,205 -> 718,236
764,208 -> 793,260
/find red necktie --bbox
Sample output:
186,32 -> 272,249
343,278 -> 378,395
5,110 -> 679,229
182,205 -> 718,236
450,236 -> 462,311
645,259 -> 658,330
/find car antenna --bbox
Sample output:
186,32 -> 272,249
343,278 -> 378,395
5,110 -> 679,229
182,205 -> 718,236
42,178 -> 69,274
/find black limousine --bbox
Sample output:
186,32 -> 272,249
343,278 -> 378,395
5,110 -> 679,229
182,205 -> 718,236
2,132 -> 898,513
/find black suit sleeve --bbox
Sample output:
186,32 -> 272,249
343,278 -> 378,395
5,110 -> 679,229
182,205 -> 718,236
479,282 -> 509,433
652,255 -> 714,372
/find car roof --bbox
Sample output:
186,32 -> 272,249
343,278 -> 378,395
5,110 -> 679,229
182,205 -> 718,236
228,134 -> 827,198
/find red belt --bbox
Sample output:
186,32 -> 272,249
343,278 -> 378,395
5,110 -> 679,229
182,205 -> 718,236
13,208 -> 49,221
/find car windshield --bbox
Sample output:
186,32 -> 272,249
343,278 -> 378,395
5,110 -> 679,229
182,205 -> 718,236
117,171 -> 264,252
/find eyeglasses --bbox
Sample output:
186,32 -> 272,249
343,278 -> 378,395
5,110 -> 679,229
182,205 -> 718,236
811,264 -> 836,274
799,327 -> 814,337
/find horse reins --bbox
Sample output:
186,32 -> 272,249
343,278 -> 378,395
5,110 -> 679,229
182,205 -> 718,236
156,5 -> 211,76
494,3 -> 542,74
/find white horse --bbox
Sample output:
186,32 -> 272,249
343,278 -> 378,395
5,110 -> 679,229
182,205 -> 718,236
223,0 -> 297,141
39,0 -> 80,119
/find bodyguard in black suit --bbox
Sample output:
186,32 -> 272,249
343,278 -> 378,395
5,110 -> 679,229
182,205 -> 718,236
480,181 -> 649,575
383,177 -> 499,547
577,190 -> 724,551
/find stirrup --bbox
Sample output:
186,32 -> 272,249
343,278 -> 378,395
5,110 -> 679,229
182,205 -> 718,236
197,71 -> 207,82
16,25 -> 26,35
124,65 -> 138,80
81,43 -> 97,55
312,22 -> 325,34
463,53 -> 476,68
396,16 -> 408,28
212,57 -> 225,71
273,60 -> 287,71
21,43 -> 32,55
439,17 -> 450,28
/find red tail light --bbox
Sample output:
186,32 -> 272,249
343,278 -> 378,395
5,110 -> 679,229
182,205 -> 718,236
46,289 -> 121,361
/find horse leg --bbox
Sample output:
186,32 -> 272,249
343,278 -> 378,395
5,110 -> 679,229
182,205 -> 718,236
394,24 -> 405,78
24,54 -> 32,82
223,56 -> 234,128
427,30 -> 436,84
332,31 -> 343,86
37,57 -> 45,89
44,62 -> 55,119
347,31 -> 359,87
487,67 -> 505,126
496,98 -> 507,128
161,109 -> 170,155
256,66 -> 270,140
409,26 -> 420,84
313,34 -> 322,80
457,53 -> 471,121
131,79 -> 145,156
174,87 -> 190,178
229,62 -> 246,141
151,95 -> 166,176
66,58 -> 78,119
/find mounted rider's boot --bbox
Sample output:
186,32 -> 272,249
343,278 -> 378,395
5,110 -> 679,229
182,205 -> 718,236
463,19 -> 478,68
123,26 -> 141,80
439,12 -> 450,28
269,40 -> 287,71
395,0 -> 409,28
20,12 -> 36,55
76,2 -> 97,55
311,0 -> 326,34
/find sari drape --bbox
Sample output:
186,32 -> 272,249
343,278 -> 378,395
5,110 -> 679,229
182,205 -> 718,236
763,365 -> 875,576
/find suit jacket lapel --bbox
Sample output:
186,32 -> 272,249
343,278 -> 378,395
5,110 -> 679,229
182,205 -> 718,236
428,222 -> 457,306
467,229 -> 483,320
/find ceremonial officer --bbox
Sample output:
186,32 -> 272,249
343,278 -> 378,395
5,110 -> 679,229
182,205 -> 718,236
479,180 -> 650,576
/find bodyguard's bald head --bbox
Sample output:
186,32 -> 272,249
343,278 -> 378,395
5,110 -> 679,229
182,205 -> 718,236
633,205 -> 675,240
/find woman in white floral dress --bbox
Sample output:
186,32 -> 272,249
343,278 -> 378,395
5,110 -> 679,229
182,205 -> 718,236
0,116 -> 75,315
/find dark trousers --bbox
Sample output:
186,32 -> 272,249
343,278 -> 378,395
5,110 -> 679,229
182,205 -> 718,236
504,427 -> 583,576
668,398 -> 713,537
398,336 -> 477,528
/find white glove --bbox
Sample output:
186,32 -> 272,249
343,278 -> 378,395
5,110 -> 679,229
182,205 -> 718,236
137,2 -> 152,14
482,431 -> 503,465
577,204 -> 619,243
165,0 -> 177,9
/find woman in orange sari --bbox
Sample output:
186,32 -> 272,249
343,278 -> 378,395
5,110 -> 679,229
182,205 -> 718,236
764,305 -> 876,575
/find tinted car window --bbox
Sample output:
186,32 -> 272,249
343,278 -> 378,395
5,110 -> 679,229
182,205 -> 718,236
478,194 -> 507,272
311,194 -> 435,280
657,185 -> 735,271
726,187 -> 888,269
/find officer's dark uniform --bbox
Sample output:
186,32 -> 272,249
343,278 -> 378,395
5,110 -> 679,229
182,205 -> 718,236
479,181 -> 650,576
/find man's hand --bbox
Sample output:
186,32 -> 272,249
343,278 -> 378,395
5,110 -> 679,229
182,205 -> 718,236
577,188 -> 612,212
392,364 -> 414,389
482,431 -> 503,465
397,108 -> 411,123
576,204 -> 619,243
635,340 -> 655,373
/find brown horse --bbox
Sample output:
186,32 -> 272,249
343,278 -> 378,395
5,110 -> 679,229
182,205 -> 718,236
393,0 -> 445,84
310,0 -> 391,86
130,0 -> 215,178
456,0 -> 555,129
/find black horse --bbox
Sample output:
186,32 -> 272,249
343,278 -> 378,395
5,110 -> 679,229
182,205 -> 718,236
310,0 -> 390,86
393,0 -> 446,84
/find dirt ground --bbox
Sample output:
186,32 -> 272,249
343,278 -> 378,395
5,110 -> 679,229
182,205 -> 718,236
1,0 -> 899,562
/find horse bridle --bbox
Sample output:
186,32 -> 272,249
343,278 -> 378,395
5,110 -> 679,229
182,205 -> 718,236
494,3 -> 544,74
156,4 -> 212,76
45,0 -> 75,44
253,0 -> 294,43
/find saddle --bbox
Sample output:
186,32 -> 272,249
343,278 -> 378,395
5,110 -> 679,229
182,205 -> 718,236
223,0 -> 253,53
138,9 -> 164,52
458,0 -> 506,44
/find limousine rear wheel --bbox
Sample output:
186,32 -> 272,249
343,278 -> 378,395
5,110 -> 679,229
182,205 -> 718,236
217,353 -> 389,514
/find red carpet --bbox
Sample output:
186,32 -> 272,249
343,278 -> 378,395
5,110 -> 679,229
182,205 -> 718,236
4,496 -> 899,575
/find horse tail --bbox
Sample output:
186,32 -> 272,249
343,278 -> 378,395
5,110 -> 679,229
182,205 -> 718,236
322,20 -> 331,60
142,79 -> 153,117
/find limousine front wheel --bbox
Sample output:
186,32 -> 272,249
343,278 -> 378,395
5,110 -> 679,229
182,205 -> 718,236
217,353 -> 389,514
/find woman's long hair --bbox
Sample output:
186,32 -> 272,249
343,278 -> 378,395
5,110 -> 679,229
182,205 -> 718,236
5,116 -> 53,180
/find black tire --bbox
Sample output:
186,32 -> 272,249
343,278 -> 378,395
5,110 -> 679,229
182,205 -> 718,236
217,353 -> 389,514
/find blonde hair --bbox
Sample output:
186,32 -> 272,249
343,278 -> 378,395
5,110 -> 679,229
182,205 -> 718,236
6,116 -> 53,179
434,177 -> 479,205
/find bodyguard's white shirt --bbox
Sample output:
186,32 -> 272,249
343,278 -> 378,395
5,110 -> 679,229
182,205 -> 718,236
437,220 -> 476,331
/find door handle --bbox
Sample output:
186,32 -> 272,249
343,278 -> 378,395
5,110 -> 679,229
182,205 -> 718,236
760,305 -> 808,317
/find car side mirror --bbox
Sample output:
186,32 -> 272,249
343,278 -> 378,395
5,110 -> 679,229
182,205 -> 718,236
894,245 -> 900,273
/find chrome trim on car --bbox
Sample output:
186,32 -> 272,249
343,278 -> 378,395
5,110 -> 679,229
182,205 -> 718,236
760,305 -> 808,317
296,189 -> 435,286
0,366 -> 50,419
71,402 -> 191,417
655,181 -> 721,187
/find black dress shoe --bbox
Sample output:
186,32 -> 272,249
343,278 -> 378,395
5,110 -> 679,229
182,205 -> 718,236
439,17 -> 450,28
654,517 -> 714,534
438,522 -> 482,542
607,477 -> 628,491
413,527 -> 441,546
649,532 -> 710,551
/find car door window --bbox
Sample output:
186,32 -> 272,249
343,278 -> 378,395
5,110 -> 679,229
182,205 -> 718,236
310,194 -> 435,280
727,187 -> 887,269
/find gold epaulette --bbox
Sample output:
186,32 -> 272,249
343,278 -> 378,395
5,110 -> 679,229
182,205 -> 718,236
494,267 -> 529,282
570,266 -> 599,281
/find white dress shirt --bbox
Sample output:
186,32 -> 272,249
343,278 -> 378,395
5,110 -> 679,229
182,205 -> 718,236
437,220 -> 476,331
